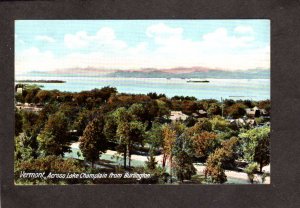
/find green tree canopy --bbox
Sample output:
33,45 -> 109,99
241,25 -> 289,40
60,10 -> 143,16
239,126 -> 270,172
79,117 -> 108,167
209,115 -> 231,132
15,133 -> 38,161
37,112 -> 70,156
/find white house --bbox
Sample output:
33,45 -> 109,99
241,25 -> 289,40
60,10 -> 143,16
170,111 -> 188,121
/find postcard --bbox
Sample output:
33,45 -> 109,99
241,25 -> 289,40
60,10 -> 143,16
14,20 -> 270,185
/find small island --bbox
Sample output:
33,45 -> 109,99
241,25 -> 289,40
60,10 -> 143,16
16,80 -> 66,83
187,80 -> 210,83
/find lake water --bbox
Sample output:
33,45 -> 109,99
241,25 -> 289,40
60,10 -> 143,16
16,76 -> 270,101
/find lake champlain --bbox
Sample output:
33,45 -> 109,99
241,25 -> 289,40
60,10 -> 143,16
16,76 -> 270,101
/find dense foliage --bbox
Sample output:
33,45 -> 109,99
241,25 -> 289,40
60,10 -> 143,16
14,85 -> 270,184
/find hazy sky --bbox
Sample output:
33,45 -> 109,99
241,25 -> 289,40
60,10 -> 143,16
15,20 -> 270,74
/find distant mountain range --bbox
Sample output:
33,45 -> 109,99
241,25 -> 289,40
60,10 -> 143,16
25,67 -> 270,79
105,68 -> 270,79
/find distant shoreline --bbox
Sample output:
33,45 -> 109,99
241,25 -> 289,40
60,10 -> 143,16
16,80 -> 66,83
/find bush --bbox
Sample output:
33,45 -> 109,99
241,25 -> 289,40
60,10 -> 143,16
244,162 -> 258,184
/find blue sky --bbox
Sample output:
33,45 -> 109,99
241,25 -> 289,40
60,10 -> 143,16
15,20 -> 270,74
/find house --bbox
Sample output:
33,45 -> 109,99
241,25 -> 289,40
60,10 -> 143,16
15,84 -> 25,94
245,106 -> 261,118
192,113 -> 199,118
246,119 -> 256,127
16,87 -> 23,94
170,111 -> 188,121
192,110 -> 207,118
198,109 -> 208,118
260,108 -> 270,117
229,118 -> 249,128
16,103 -> 43,112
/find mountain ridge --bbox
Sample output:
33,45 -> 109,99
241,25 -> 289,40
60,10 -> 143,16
24,67 -> 270,79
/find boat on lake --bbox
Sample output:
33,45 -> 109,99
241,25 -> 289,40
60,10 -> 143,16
187,80 -> 210,83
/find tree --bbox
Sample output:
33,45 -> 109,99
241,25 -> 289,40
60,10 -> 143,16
203,135 -> 240,184
239,126 -> 270,172
74,92 -> 88,106
73,109 -> 90,136
220,137 -> 240,169
23,85 -> 41,103
15,134 -> 38,161
79,117 -> 107,168
162,124 -> 177,180
73,108 -> 100,136
184,118 -> 218,161
22,111 -> 39,136
146,155 -> 158,170
37,112 -> 70,156
184,116 -> 197,127
15,110 -> 40,159
156,99 -> 170,117
15,109 -> 23,136
147,92 -> 166,99
224,99 -> 235,108
98,86 -> 117,102
146,122 -> 163,155
258,99 -> 271,112
204,137 -> 239,183
204,148 -> 227,184
103,113 -> 118,142
170,121 -> 186,137
116,120 -> 130,169
190,118 -> 213,133
181,100 -> 198,115
209,115 -> 231,132
192,131 -> 217,160
172,133 -> 196,182
207,103 -> 221,116
162,124 -> 176,160
37,103 -> 59,123
147,92 -> 159,99
127,121 -> 146,168
36,90 -> 52,103
241,100 -> 254,108
15,156 -> 84,184
113,107 -> 146,169
226,103 -> 247,119
113,107 -> 132,169
244,162 -> 258,184
173,151 -> 196,182
128,103 -> 146,121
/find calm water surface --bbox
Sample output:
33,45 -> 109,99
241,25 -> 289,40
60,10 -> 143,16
16,76 -> 270,101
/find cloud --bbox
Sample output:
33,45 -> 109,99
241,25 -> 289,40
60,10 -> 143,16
95,27 -> 116,42
146,23 -> 183,44
15,47 -> 57,74
64,27 -> 127,50
234,26 -> 254,34
143,25 -> 260,69
15,23 -> 269,74
64,31 -> 89,48
202,27 -> 255,48
15,34 -> 25,45
35,35 -> 56,43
